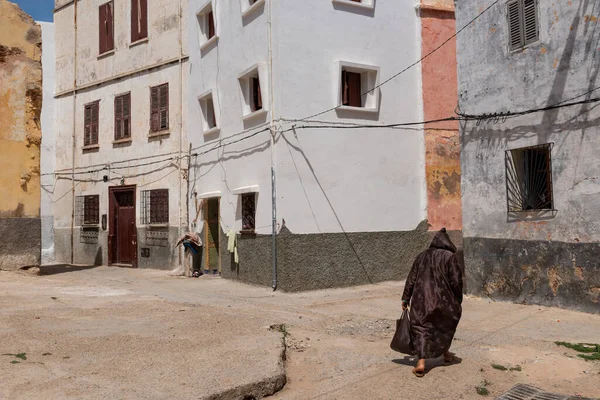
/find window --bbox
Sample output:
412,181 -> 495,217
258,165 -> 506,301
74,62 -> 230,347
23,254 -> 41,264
99,1 -> 114,55
332,0 -> 375,10
114,93 -> 131,141
238,65 -> 266,119
150,83 -> 169,133
75,195 -> 100,226
241,193 -> 256,232
338,62 -> 380,112
241,0 -> 265,17
131,0 -> 148,43
198,92 -> 218,134
197,2 -> 218,49
84,101 -> 99,147
505,143 -> 553,212
141,189 -> 169,224
507,0 -> 539,50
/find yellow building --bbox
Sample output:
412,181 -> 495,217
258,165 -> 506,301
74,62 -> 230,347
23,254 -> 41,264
0,0 -> 42,270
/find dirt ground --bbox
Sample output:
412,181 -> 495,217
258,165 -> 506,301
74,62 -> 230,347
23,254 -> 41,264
0,266 -> 599,400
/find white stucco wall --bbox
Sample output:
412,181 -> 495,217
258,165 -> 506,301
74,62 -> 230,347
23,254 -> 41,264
40,22 -> 56,264
457,0 -> 600,243
187,0 -> 425,235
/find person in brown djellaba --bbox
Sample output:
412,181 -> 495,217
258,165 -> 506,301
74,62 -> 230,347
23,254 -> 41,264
401,228 -> 463,377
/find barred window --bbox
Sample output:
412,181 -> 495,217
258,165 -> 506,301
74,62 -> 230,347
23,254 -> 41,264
141,189 -> 169,224
75,195 -> 100,226
241,193 -> 256,232
505,143 -> 553,212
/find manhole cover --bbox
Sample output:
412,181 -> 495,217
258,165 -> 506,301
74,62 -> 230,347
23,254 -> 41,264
496,384 -> 593,400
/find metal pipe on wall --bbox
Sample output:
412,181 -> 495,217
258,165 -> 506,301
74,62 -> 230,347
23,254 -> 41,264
267,0 -> 277,290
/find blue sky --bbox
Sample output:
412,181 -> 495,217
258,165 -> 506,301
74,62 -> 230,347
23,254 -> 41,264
12,0 -> 54,22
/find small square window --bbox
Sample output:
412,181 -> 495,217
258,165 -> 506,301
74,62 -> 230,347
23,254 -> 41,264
337,61 -> 380,113
141,189 -> 169,225
507,0 -> 539,50
241,193 -> 256,232
241,0 -> 265,18
197,2 -> 218,50
505,143 -> 554,212
238,65 -> 267,119
75,195 -> 100,226
198,91 -> 219,134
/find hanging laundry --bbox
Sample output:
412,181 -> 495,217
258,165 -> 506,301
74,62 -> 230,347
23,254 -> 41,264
227,230 -> 239,264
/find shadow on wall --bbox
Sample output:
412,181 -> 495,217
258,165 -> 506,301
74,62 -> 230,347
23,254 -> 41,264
460,0 -> 600,161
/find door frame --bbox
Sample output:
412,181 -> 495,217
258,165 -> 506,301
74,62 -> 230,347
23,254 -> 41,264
203,196 -> 221,273
108,185 -> 138,268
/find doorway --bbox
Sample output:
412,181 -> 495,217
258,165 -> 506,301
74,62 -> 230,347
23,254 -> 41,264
108,186 -> 137,267
204,197 -> 220,273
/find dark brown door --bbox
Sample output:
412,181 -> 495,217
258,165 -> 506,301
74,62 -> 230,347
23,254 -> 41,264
204,198 -> 220,272
108,186 -> 137,267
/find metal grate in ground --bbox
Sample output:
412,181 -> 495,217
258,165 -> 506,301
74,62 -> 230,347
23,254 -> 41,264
496,384 -> 594,400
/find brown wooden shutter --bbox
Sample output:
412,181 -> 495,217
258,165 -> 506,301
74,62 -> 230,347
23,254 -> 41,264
210,100 -> 216,128
159,84 -> 169,130
106,2 -> 114,51
347,72 -> 362,107
99,4 -> 107,54
123,93 -> 131,138
140,0 -> 148,39
84,105 -> 92,146
114,95 -> 123,140
150,86 -> 159,132
341,70 -> 348,105
131,0 -> 139,42
84,195 -> 100,225
91,102 -> 99,145
208,11 -> 215,39
150,189 -> 169,224
252,77 -> 262,111
507,0 -> 522,50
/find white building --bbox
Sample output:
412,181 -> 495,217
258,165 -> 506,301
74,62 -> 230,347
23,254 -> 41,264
186,0 -> 460,290
52,0 -> 188,268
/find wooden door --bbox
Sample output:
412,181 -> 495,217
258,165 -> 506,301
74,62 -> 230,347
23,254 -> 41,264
204,198 -> 220,272
108,186 -> 137,267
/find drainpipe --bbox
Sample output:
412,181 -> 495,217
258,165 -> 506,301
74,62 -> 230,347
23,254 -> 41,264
70,0 -> 78,265
267,0 -> 277,290
177,0 -> 184,268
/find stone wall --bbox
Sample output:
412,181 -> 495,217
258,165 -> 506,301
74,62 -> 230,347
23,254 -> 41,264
0,0 -> 42,270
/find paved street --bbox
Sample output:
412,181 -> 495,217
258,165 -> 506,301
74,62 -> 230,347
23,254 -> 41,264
1,266 -> 599,399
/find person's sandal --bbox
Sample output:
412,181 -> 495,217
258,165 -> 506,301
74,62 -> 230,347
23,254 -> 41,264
412,368 -> 425,378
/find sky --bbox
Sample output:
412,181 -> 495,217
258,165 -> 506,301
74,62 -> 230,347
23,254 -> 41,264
11,0 -> 54,22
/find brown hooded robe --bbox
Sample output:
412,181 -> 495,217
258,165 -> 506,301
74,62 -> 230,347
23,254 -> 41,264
402,229 -> 463,359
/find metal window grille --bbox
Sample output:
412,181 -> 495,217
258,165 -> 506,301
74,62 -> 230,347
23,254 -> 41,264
241,193 -> 256,232
505,143 -> 554,212
507,0 -> 539,51
141,189 -> 169,224
75,195 -> 99,225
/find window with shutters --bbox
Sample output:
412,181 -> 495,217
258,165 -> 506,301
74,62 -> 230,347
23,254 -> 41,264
150,83 -> 169,133
505,143 -> 554,212
507,0 -> 539,51
338,61 -> 380,113
99,1 -> 114,55
114,93 -> 131,141
238,65 -> 267,120
84,101 -> 100,147
131,0 -> 148,43
241,193 -> 256,232
75,195 -> 100,226
141,189 -> 169,225
197,2 -> 218,51
198,91 -> 219,135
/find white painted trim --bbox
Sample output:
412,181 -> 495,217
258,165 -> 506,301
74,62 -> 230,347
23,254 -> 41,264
200,35 -> 219,52
242,108 -> 268,121
337,105 -> 378,113
198,191 -> 221,199
238,63 -> 263,80
231,185 -> 260,195
332,0 -> 375,11
203,127 -> 220,136
241,0 -> 265,18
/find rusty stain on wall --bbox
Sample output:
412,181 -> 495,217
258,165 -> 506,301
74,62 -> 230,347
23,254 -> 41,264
547,267 -> 563,296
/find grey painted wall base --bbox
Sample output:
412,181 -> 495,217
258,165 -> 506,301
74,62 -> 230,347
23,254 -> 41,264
0,217 -> 41,270
464,237 -> 600,314
215,221 -> 462,292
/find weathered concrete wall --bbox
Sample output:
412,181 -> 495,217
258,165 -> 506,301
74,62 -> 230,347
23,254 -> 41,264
0,0 -> 42,270
457,0 -> 600,312
419,0 -> 462,233
40,22 -> 56,265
